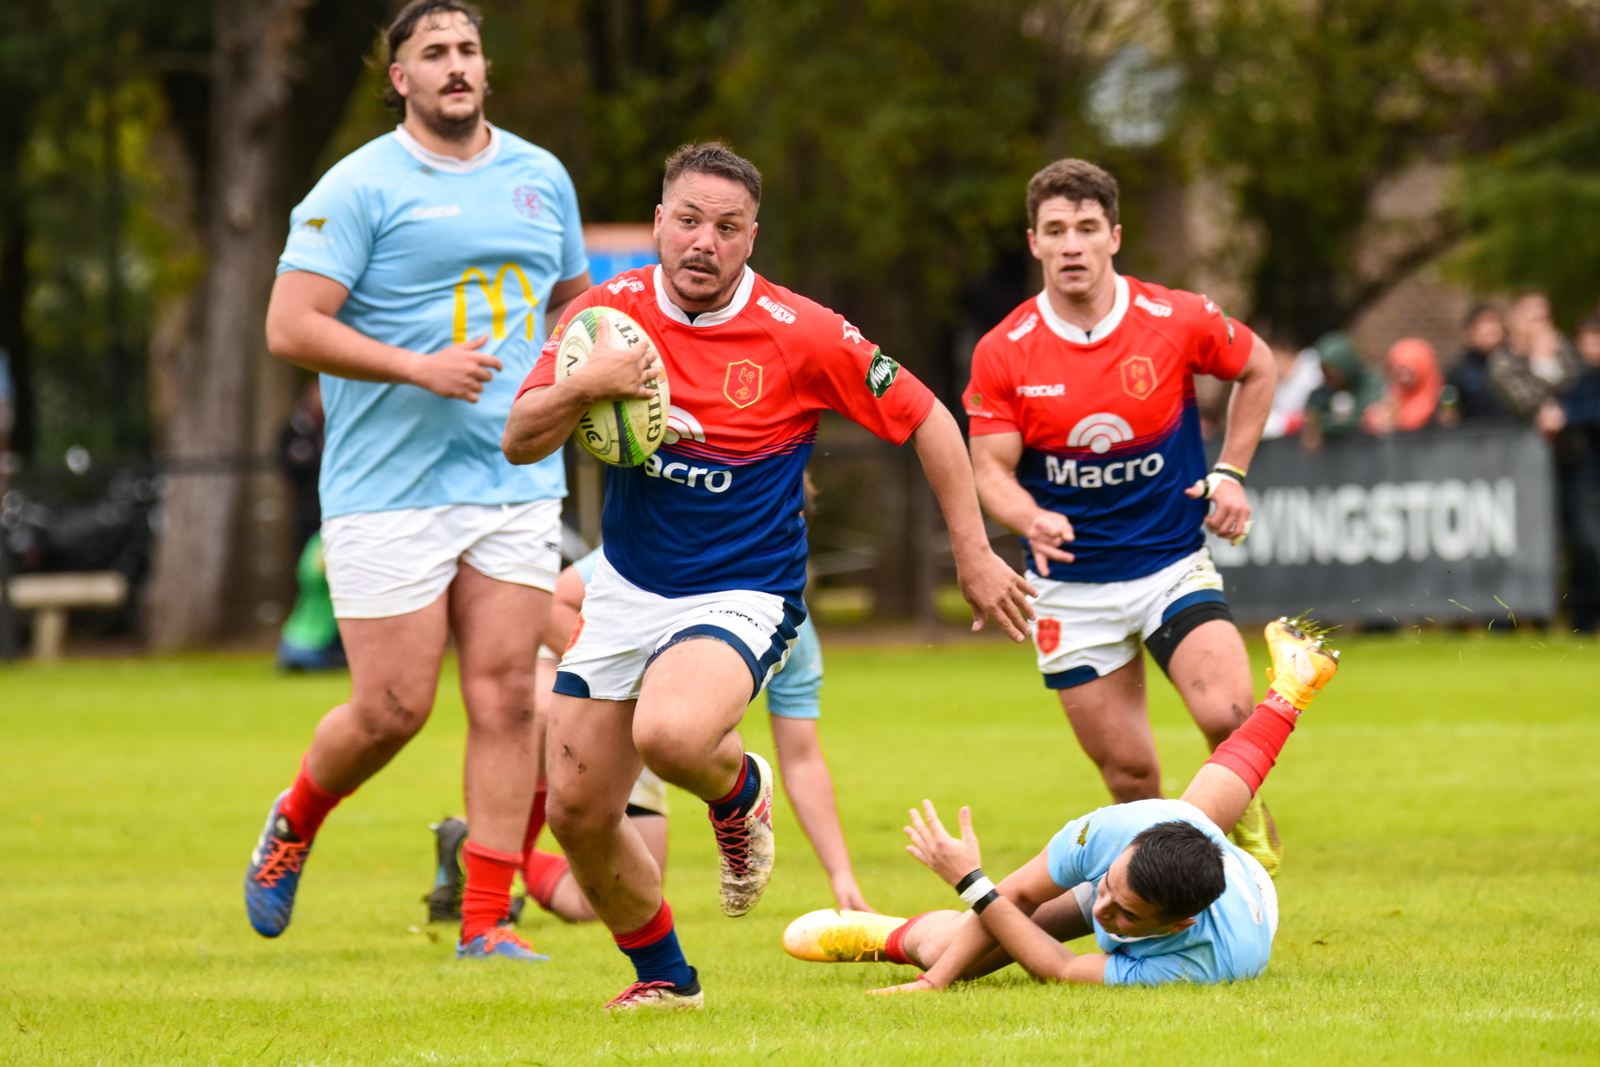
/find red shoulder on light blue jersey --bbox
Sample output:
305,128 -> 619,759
959,276 -> 1253,584
518,266 -> 934,598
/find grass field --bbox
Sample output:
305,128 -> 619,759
3,630 -> 1598,1064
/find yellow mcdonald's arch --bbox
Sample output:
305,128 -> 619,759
453,263 -> 538,342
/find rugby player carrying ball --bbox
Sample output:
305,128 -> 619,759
503,143 -> 1034,1010
962,160 -> 1284,871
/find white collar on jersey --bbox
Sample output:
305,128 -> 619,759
1036,273 -> 1130,345
653,264 -> 756,328
392,123 -> 501,174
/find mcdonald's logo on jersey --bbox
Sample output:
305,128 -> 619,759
454,263 -> 539,342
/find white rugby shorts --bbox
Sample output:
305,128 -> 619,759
322,499 -> 563,619
1030,547 -> 1227,688
553,552 -> 804,703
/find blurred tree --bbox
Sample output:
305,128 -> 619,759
1452,109 -> 1600,328
1165,0 -> 1600,344
1163,0 -> 1482,343
144,0 -> 385,649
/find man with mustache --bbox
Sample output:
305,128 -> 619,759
503,142 -> 1035,1010
246,0 -> 590,963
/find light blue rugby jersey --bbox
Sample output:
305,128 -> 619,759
1046,798 -> 1276,986
570,546 -> 823,718
278,126 -> 587,518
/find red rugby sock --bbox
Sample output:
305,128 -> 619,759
1204,700 -> 1297,794
459,841 -> 522,945
884,912 -> 933,967
521,780 -> 548,856
524,850 -> 571,910
277,755 -> 352,841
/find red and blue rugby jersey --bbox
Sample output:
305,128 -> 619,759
520,265 -> 935,598
962,275 -> 1253,583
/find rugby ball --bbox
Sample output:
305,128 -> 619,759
554,306 -> 669,467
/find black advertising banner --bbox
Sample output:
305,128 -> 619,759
1206,426 -> 1558,625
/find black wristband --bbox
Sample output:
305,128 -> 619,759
954,868 -> 986,895
972,888 -> 1002,914
1211,462 -> 1247,487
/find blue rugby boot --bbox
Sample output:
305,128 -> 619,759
457,927 -> 549,962
245,791 -> 313,938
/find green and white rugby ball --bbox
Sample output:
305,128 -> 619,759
555,306 -> 669,467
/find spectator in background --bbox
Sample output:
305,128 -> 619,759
1560,314 -> 1600,632
275,379 -> 344,670
1301,332 -> 1384,450
1363,338 -> 1443,435
278,379 -> 325,561
1261,337 -> 1322,440
1492,292 -> 1580,437
1445,305 -> 1512,423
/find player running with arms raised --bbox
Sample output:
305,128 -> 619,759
246,0 -> 590,962
963,159 -> 1285,870
502,143 -> 1033,1010
784,616 -> 1338,989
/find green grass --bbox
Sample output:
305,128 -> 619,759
2,631 -> 1598,1064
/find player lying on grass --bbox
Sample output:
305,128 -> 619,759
426,544 -> 875,924
783,616 -> 1338,988
502,142 -> 1033,1011
963,159 -> 1284,874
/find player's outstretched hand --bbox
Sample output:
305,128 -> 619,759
904,800 -> 982,887
574,315 -> 661,402
410,334 -> 503,402
1186,474 -> 1252,546
867,975 -> 938,995
1025,511 -> 1075,575
956,548 -> 1036,643
831,877 -> 876,914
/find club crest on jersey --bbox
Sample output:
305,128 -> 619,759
513,185 -> 543,219
1120,355 -> 1159,400
866,349 -> 899,398
607,275 -> 646,294
1035,618 -> 1061,655
724,359 -> 764,408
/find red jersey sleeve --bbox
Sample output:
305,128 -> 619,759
790,311 -> 935,445
516,285 -> 604,400
1182,291 -> 1254,380
961,331 -> 1021,435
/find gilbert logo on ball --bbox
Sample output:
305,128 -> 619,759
555,307 -> 670,467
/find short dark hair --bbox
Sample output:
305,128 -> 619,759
1027,158 -> 1119,229
1124,821 -> 1227,921
662,142 -> 762,209
1464,303 -> 1502,328
382,0 -> 484,118
1579,312 -> 1600,336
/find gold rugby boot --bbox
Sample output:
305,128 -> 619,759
1263,614 -> 1340,714
783,909 -> 908,963
1229,792 -> 1283,878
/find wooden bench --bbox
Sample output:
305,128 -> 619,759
5,572 -> 128,662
